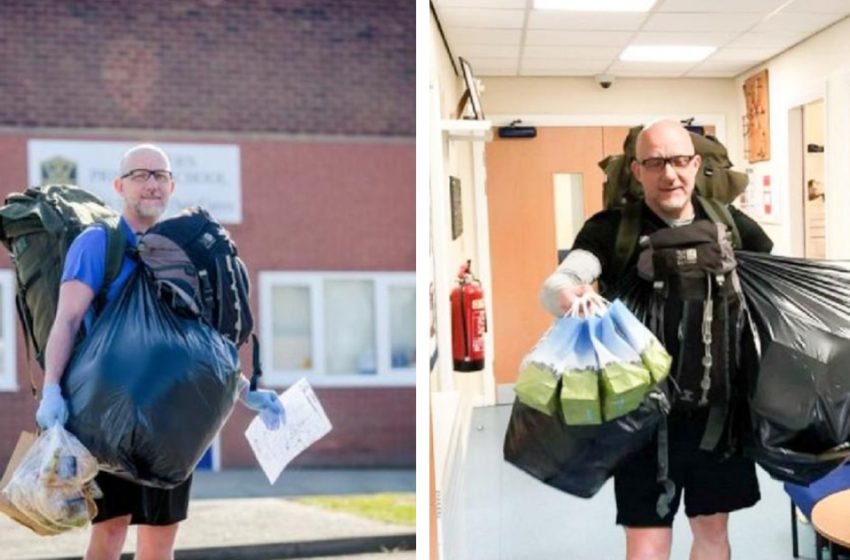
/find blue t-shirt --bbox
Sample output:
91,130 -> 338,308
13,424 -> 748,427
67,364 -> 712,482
61,217 -> 139,331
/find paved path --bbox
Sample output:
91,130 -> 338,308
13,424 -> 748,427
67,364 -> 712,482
0,468 -> 416,560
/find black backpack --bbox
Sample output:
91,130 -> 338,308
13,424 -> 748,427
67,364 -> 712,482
612,196 -> 744,451
600,125 -> 749,209
0,185 -> 126,393
137,207 -> 254,348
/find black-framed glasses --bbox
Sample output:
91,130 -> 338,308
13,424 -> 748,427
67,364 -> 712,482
638,155 -> 697,171
121,169 -> 173,183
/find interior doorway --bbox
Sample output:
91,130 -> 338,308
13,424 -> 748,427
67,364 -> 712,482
802,99 -> 826,258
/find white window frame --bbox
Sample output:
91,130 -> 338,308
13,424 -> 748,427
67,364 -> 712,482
259,271 -> 415,387
0,270 -> 18,392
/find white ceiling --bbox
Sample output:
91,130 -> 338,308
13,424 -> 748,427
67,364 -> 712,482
432,0 -> 850,77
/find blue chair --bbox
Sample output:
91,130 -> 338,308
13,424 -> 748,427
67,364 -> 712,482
785,463 -> 850,560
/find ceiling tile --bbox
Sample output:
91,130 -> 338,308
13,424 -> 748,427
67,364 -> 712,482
436,7 -> 525,29
433,0 -> 527,8
724,30 -> 809,48
523,45 -> 623,59
642,12 -> 764,32
524,30 -> 634,46
630,31 -> 738,46
522,67 -> 601,76
683,69 -> 740,77
455,44 -> 522,58
526,10 -> 649,30
751,11 -> 843,32
690,60 -> 758,72
477,67 -> 519,76
609,60 -> 696,74
707,47 -> 782,62
657,0 -> 787,13
444,27 -> 523,46
782,0 -> 850,14
609,68 -> 691,77
466,57 -> 519,74
521,58 -> 611,72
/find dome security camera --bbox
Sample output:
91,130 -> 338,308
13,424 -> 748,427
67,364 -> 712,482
595,74 -> 615,89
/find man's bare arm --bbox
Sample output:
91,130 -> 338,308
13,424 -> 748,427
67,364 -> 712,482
43,280 -> 96,385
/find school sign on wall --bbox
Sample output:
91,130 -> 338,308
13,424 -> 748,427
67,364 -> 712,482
27,140 -> 242,224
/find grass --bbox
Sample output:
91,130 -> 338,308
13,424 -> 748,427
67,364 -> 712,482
295,493 -> 415,527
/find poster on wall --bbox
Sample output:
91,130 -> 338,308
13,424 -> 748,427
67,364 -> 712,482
743,166 -> 780,223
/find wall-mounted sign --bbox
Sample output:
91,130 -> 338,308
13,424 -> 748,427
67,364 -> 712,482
28,140 -> 242,223
762,174 -> 773,217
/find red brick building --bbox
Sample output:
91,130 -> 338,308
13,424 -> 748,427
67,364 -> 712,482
0,0 -> 415,470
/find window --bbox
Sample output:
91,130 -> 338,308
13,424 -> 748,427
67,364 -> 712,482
259,272 -> 415,387
0,270 -> 17,391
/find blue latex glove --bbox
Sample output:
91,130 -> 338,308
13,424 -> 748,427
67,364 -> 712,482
243,389 -> 286,430
36,383 -> 68,430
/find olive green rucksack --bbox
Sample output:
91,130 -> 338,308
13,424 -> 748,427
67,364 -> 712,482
600,125 -> 749,209
0,185 -> 126,392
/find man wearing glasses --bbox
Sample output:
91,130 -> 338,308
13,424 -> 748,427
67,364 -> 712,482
540,120 -> 773,560
34,144 -> 283,560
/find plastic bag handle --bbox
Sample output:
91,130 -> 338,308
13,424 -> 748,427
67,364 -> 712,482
565,292 -> 608,318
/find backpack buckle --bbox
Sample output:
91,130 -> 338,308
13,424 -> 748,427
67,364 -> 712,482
676,248 -> 698,266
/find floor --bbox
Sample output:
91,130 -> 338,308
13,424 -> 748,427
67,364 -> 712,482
446,403 -> 828,560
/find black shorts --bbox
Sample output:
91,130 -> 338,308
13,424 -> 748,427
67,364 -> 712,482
614,408 -> 760,527
92,471 -> 193,526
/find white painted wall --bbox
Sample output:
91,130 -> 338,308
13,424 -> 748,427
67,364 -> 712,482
480,76 -> 741,161
735,16 -> 850,257
430,14 -> 487,399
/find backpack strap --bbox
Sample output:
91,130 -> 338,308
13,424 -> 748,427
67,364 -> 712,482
695,195 -> 742,249
104,219 -> 128,286
249,332 -> 262,391
694,195 -> 741,451
612,201 -> 643,281
93,219 -> 128,316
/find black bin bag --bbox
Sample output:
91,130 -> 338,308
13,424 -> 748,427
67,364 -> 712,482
503,390 -> 667,498
61,269 -> 241,488
737,251 -> 850,484
503,271 -> 666,498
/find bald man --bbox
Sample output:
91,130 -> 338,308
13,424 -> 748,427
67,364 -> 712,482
540,121 -> 773,560
35,144 -> 282,560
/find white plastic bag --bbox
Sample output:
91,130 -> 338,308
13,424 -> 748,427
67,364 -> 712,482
1,425 -> 101,533
515,293 -> 606,417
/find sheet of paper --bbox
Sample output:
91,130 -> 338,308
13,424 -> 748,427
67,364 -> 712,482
244,378 -> 332,484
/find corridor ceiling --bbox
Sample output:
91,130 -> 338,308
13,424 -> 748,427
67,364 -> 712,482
431,0 -> 850,77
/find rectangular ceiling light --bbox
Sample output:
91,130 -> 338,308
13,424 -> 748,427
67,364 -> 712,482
534,0 -> 656,11
620,45 -> 716,62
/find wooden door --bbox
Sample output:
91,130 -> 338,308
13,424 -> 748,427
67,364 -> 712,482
486,127 -> 605,386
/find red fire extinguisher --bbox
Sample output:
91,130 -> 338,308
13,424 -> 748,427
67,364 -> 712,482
451,259 -> 486,372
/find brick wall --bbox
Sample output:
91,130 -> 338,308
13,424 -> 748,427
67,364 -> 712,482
223,387 -> 416,467
0,0 -> 415,136
0,130 -> 415,468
